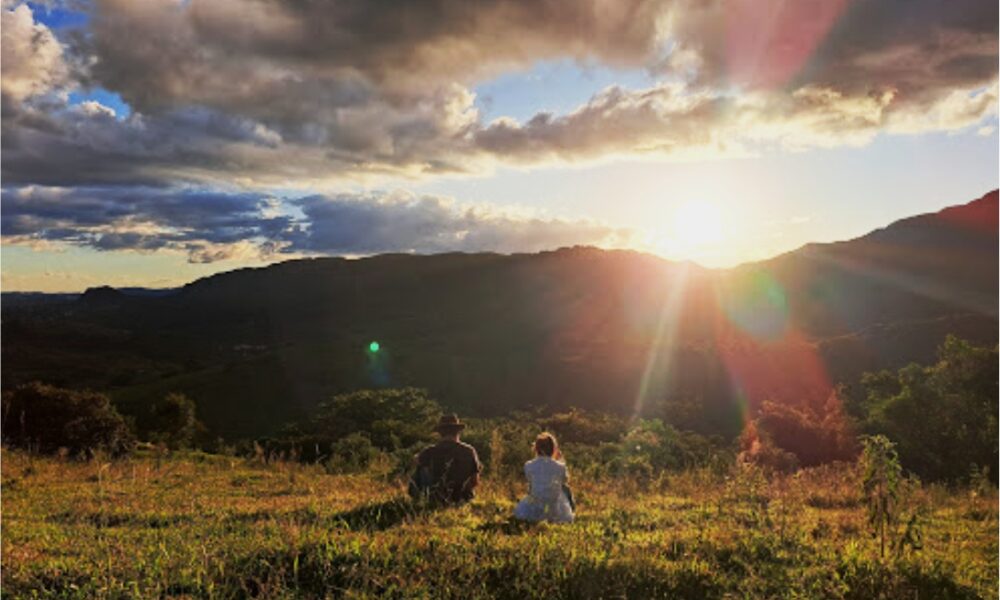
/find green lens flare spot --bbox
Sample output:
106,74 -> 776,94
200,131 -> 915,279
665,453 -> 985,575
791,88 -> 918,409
369,341 -> 380,353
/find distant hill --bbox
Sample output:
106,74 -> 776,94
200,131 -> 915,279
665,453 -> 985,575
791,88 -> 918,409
3,191 -> 996,440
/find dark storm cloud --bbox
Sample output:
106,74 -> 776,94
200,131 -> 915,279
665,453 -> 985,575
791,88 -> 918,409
1,187 -> 635,261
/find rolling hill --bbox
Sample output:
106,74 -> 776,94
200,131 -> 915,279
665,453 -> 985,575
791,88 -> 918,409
3,190 -> 996,440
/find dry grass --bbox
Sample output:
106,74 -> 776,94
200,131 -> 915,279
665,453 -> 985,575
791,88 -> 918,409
2,449 -> 997,599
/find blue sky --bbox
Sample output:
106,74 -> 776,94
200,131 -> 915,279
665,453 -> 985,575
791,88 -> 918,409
474,59 -> 659,123
2,0 -> 997,291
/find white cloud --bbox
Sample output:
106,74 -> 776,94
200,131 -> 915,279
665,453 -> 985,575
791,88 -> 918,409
1,3 -> 68,102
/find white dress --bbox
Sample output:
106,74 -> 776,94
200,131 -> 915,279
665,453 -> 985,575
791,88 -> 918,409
513,456 -> 574,523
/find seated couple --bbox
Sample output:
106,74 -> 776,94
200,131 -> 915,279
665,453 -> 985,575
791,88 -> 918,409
409,414 -> 575,524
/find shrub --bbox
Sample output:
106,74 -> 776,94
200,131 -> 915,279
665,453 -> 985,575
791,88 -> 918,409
737,420 -> 798,474
537,409 -> 628,445
857,336 -> 998,482
149,393 -> 206,450
755,393 -> 858,467
327,433 -> 381,473
310,388 -> 441,451
266,388 -> 443,465
860,435 -> 923,559
1,382 -> 134,456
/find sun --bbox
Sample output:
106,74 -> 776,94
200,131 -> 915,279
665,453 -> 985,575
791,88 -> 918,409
670,201 -> 725,248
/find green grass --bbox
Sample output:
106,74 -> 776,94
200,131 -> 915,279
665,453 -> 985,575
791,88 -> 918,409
2,450 -> 996,599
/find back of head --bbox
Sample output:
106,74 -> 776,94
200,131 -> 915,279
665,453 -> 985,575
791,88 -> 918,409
533,432 -> 561,461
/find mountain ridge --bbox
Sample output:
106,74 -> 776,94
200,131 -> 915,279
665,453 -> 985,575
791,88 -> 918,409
3,190 -> 996,440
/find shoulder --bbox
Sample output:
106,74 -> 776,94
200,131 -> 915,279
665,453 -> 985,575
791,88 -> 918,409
416,444 -> 436,461
451,441 -> 477,457
542,457 -> 566,472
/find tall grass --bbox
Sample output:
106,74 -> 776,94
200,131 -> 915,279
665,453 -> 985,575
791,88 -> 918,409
2,449 -> 996,599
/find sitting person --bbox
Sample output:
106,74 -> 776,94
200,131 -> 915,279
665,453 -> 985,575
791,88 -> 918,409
409,414 -> 482,506
513,432 -> 575,523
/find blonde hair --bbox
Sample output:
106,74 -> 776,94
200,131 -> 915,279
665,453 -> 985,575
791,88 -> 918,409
533,432 -> 562,461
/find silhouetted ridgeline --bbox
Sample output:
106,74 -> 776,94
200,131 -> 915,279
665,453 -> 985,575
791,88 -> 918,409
2,191 -> 996,440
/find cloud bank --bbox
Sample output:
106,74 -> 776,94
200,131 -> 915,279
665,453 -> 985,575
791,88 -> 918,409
2,0 -> 996,187
1,187 -> 635,262
1,0 -> 997,261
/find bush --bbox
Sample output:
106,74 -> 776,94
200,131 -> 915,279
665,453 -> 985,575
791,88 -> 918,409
856,336 -> 998,482
568,419 -> 731,481
149,393 -> 206,450
266,388 -> 443,465
860,435 -> 923,559
327,433 -> 382,473
537,409 -> 628,445
311,388 -> 441,451
1,382 -> 134,456
754,393 -> 857,467
737,420 -> 798,474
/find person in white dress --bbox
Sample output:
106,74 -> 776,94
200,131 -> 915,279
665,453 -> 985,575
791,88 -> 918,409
513,432 -> 574,523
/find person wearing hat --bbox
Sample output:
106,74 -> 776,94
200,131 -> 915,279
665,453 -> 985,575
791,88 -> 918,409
409,414 -> 482,505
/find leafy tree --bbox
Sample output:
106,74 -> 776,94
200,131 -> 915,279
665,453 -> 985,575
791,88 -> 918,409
1,382 -> 134,456
755,392 -> 857,467
311,388 -> 441,451
857,336 -> 998,482
737,419 -> 798,474
604,419 -> 727,480
270,388 -> 443,463
149,393 -> 205,449
537,408 -> 628,445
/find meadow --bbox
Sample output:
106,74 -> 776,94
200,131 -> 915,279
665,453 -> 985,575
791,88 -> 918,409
2,448 -> 996,599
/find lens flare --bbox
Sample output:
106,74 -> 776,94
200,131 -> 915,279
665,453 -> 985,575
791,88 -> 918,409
717,270 -> 788,340
369,341 -> 380,353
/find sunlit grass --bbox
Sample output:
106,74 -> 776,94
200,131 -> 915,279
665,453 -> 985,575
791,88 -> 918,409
2,449 -> 996,598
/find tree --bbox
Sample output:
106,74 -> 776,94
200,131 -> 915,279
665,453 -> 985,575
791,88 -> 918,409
1,382 -> 134,456
754,392 -> 857,467
270,388 -> 444,462
858,336 -> 998,482
861,435 -> 903,559
150,393 -> 205,449
310,388 -> 442,451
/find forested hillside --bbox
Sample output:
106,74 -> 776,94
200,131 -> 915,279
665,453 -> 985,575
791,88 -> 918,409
3,191 -> 996,440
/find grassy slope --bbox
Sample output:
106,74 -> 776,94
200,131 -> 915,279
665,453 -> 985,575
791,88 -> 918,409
2,450 -> 996,599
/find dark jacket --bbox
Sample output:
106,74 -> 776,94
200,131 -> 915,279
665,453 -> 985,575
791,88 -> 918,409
411,440 -> 482,504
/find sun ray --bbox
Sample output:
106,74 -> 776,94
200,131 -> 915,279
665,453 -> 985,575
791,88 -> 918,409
633,262 -> 690,418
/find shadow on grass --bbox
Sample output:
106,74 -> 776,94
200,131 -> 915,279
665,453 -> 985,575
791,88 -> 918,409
331,497 -> 430,532
48,509 -> 192,529
476,517 -> 539,536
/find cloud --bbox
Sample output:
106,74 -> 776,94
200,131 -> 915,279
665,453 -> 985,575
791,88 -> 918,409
291,191 -> 635,254
1,3 -> 68,102
1,186 -> 297,262
79,0 -> 667,112
1,187 -> 636,261
0,0 -> 996,188
471,79 -> 998,162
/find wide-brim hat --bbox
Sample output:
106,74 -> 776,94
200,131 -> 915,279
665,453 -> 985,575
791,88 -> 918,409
435,413 -> 466,433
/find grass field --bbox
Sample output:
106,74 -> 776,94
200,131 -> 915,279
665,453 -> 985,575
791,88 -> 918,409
2,449 -> 997,599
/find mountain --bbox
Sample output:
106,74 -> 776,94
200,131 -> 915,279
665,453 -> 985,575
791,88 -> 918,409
3,191 -> 996,440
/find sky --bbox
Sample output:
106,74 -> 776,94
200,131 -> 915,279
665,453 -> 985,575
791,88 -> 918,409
1,0 -> 998,292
